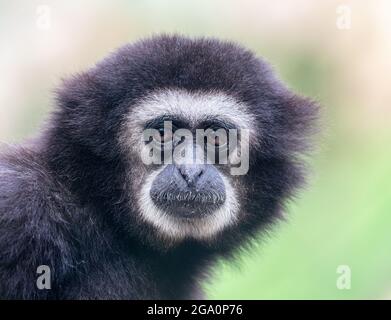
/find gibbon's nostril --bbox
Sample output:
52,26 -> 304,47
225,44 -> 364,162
177,165 -> 205,186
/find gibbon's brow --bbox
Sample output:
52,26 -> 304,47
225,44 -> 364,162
143,115 -> 189,130
143,115 -> 239,133
199,117 -> 238,131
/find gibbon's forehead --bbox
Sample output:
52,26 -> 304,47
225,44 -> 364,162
132,89 -> 253,127
120,88 -> 257,155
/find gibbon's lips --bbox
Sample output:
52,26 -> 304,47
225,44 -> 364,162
151,190 -> 226,218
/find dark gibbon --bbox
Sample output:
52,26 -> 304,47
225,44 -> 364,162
0,35 -> 318,299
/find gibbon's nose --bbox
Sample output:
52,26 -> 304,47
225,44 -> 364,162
177,164 -> 205,187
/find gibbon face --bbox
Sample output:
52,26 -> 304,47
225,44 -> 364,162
55,35 -> 318,248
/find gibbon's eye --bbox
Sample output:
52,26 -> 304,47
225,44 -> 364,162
205,128 -> 228,149
153,127 -> 173,145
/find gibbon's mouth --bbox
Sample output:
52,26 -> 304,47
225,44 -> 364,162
150,191 -> 226,218
149,164 -> 227,219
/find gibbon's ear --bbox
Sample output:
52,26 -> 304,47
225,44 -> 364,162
258,89 -> 320,160
53,73 -> 123,159
55,73 -> 96,111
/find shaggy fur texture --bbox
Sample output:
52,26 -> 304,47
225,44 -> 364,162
0,35 -> 318,299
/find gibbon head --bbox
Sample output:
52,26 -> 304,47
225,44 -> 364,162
53,35 -> 318,249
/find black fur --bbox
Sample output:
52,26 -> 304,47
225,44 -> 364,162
0,35 -> 318,299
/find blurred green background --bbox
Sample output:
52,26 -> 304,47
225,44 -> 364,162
1,0 -> 390,299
